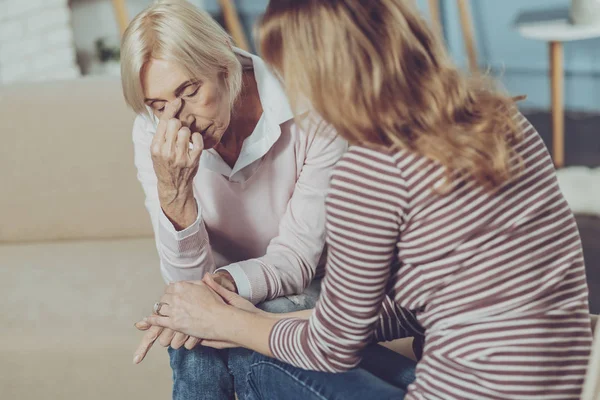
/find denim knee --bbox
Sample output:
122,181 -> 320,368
168,346 -> 233,400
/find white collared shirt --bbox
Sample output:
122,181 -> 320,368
132,50 -> 347,303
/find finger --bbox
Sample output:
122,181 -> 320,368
133,325 -> 163,364
203,273 -> 235,303
175,127 -> 191,162
135,320 -> 152,331
164,118 -> 182,154
158,328 -> 176,347
171,332 -> 189,350
184,336 -> 200,350
201,339 -> 238,350
155,98 -> 182,141
190,132 -> 204,162
154,302 -> 173,318
144,315 -> 173,330
159,293 -> 175,307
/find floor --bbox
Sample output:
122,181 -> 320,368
524,110 -> 600,313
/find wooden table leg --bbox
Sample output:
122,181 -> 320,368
549,41 -> 565,168
218,0 -> 250,51
111,0 -> 129,36
457,0 -> 478,74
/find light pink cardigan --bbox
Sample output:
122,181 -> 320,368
132,50 -> 347,304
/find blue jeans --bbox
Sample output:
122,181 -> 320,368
243,344 -> 417,400
168,280 -> 321,400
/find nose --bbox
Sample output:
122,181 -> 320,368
175,99 -> 195,129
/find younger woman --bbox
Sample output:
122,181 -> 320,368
145,1 -> 592,398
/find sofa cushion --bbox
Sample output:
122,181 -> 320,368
0,238 -> 171,399
0,77 -> 152,242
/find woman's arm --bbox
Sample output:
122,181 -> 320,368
230,147 -> 408,371
133,110 -> 216,284
146,147 -> 408,372
215,122 -> 347,303
255,297 -> 423,342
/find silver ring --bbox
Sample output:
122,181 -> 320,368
153,302 -> 169,317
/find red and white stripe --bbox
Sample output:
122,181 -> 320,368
269,114 -> 592,399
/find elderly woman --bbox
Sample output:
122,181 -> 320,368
120,1 -> 346,399
144,0 -> 593,399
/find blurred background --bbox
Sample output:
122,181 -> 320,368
0,0 -> 598,399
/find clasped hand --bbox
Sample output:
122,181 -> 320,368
133,274 -> 259,364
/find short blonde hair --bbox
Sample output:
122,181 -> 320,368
120,0 -> 242,115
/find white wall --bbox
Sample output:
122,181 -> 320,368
0,0 -> 80,84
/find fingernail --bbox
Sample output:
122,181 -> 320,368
133,355 -> 141,364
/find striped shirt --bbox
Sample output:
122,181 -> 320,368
269,114 -> 592,399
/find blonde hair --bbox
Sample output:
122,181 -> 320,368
120,0 -> 242,115
259,0 -> 522,190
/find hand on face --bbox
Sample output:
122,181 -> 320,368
151,98 -> 204,206
143,59 -> 232,153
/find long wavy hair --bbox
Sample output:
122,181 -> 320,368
258,0 -> 522,190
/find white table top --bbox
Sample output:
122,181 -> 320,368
515,9 -> 600,42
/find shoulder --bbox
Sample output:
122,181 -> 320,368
335,145 -> 401,175
328,145 -> 409,218
283,114 -> 348,158
330,145 -> 407,194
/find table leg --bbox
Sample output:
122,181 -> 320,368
111,0 -> 129,36
218,0 -> 250,51
549,41 -> 565,168
457,0 -> 478,74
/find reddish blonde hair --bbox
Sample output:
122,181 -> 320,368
258,0 -> 522,190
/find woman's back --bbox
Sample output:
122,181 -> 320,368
323,112 -> 591,398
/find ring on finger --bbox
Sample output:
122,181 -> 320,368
153,302 -> 169,317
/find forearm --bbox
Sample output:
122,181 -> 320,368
218,307 -> 311,355
278,309 -> 313,319
159,187 -> 198,231
227,257 -> 315,304
222,308 -> 278,357
156,198 -> 217,282
133,113 -> 211,281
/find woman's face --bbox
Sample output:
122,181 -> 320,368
142,58 -> 232,149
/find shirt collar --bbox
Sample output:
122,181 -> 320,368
147,49 -> 296,182
200,49 -> 295,180
233,47 -> 294,125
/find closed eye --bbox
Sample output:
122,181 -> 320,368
183,84 -> 200,98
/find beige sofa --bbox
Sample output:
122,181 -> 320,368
0,77 -> 419,400
0,78 -> 171,400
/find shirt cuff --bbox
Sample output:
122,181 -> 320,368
158,199 -> 202,240
216,259 -> 271,304
215,263 -> 252,300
